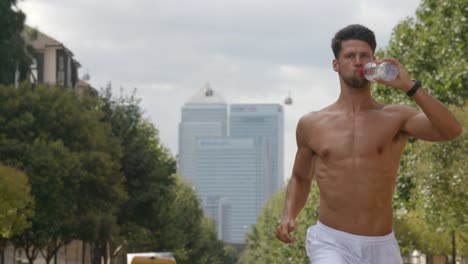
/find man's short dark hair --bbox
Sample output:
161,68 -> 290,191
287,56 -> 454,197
331,24 -> 376,58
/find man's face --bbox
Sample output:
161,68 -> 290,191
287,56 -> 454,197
333,40 -> 375,89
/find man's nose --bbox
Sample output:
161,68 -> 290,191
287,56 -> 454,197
354,57 -> 364,66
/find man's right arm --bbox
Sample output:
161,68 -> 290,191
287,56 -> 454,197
276,115 -> 315,243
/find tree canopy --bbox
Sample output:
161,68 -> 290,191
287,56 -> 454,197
0,0 -> 32,84
0,164 -> 34,239
239,186 -> 320,263
0,83 -> 126,264
373,0 -> 467,106
99,85 -> 236,264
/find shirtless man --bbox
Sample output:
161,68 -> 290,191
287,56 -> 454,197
275,24 -> 462,263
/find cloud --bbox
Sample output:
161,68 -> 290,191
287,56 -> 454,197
18,0 -> 421,180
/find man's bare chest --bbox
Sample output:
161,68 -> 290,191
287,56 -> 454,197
308,113 -> 405,160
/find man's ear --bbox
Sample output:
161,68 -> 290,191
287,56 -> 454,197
332,59 -> 339,72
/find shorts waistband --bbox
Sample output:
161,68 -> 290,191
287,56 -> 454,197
316,221 -> 395,243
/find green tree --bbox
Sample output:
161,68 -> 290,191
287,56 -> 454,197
371,0 -> 467,213
0,164 -> 33,239
239,184 -> 320,264
98,85 -> 176,263
373,0 -> 467,106
369,0 -> 467,259
0,83 -> 126,264
410,105 -> 467,258
393,209 -> 453,256
0,0 -> 32,84
392,104 -> 467,261
0,164 -> 34,264
99,85 -> 235,263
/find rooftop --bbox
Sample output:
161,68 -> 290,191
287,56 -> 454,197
186,83 -> 226,104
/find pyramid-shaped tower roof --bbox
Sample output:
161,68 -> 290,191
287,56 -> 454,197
186,83 -> 225,104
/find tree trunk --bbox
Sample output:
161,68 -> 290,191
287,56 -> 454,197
25,246 -> 39,264
109,240 -> 127,264
0,239 -> 6,264
91,243 -> 105,264
102,243 -> 109,264
452,230 -> 456,264
426,255 -> 433,264
40,240 -> 63,264
92,244 -> 100,264
82,241 -> 86,264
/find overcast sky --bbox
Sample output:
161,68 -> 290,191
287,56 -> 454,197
18,0 -> 421,180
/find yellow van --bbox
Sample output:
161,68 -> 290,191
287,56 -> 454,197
130,256 -> 176,264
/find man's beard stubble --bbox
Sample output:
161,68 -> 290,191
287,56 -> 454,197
342,74 -> 369,89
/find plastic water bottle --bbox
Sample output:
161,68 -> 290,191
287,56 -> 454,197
362,62 -> 399,81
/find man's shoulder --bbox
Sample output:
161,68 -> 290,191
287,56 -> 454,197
298,111 -> 323,126
300,105 -> 336,121
381,104 -> 418,117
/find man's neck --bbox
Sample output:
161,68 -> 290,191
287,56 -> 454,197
335,83 -> 376,114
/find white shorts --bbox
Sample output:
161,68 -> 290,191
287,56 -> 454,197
305,221 -> 403,264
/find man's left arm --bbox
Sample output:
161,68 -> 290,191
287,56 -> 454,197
376,58 -> 463,141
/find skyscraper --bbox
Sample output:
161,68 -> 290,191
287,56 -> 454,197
194,138 -> 268,243
178,85 -> 284,244
178,83 -> 227,181
230,104 -> 284,200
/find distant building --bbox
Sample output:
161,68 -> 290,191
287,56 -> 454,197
230,104 -> 284,202
75,73 -> 98,97
21,26 -> 97,96
22,26 -> 80,88
178,84 -> 284,244
194,137 -> 269,243
178,83 -> 228,181
202,195 -> 232,241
